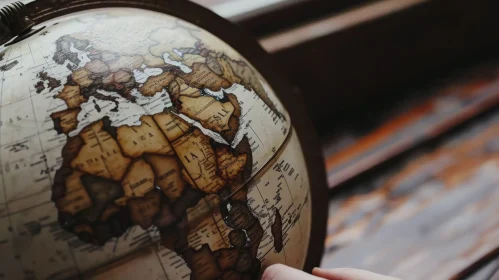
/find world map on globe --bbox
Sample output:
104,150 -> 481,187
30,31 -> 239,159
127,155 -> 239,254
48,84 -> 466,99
0,8 -> 311,280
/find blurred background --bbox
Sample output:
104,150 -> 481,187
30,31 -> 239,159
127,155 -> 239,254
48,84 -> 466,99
193,0 -> 499,279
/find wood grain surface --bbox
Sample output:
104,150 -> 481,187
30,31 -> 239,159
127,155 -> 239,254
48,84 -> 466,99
323,61 -> 499,189
322,109 -> 499,279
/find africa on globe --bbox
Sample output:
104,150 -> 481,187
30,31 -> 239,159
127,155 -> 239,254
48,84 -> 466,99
0,4 -> 314,280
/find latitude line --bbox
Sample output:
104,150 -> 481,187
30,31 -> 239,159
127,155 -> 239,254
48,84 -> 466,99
0,200 -> 52,219
6,187 -> 50,204
0,133 -> 39,147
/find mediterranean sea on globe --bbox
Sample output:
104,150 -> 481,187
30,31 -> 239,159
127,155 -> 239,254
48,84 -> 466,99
0,7 -> 312,280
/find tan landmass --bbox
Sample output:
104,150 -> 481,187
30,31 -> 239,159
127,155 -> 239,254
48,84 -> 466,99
55,85 -> 86,109
50,31 -> 267,276
50,108 -> 81,135
144,154 -> 185,202
215,147 -> 248,181
222,116 -> 240,144
56,170 -> 92,215
226,94 -> 241,117
206,56 -> 223,76
222,94 -> 242,142
153,112 -> 190,142
173,128 -> 225,193
217,57 -> 242,84
108,55 -> 144,72
113,70 -> 132,83
179,95 -> 235,133
178,63 -> 231,92
127,191 -> 161,230
184,244 -> 223,280
144,53 -> 166,67
61,136 -> 84,167
102,73 -> 114,84
149,27 -> 198,61
169,77 -> 201,98
183,54 -> 206,67
85,60 -> 109,73
101,204 -> 120,221
116,115 -> 173,158
195,32 -> 242,62
71,121 -> 131,181
223,56 -> 281,118
121,159 -> 155,199
140,71 -> 176,96
72,68 -> 94,87
186,195 -> 231,251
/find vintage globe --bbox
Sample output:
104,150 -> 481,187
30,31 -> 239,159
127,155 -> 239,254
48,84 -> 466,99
0,1 -> 327,279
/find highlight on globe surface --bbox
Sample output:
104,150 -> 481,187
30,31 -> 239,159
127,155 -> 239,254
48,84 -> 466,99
0,1 -> 327,279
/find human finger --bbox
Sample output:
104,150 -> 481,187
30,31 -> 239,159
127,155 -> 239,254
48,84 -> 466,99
312,267 -> 401,280
262,264 -> 326,280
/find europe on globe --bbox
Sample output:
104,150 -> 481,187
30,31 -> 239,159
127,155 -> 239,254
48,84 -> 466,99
0,5 -> 313,280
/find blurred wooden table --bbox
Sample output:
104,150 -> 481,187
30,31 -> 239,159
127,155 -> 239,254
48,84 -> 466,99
321,58 -> 499,279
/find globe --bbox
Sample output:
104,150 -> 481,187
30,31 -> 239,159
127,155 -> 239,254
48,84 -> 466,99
0,1 -> 326,279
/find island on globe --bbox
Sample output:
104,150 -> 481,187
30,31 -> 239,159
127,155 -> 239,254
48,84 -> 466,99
0,7 -> 312,280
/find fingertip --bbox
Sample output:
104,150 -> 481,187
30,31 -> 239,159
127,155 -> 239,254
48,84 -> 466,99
262,264 -> 326,280
261,264 -> 286,280
312,267 -> 324,275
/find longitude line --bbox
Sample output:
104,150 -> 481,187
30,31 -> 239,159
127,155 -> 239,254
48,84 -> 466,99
249,124 -> 264,147
204,197 -> 229,247
29,87 -> 54,186
27,43 -> 35,64
0,56 -> 26,274
281,170 -> 303,240
67,242 -> 82,277
153,248 -> 171,280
